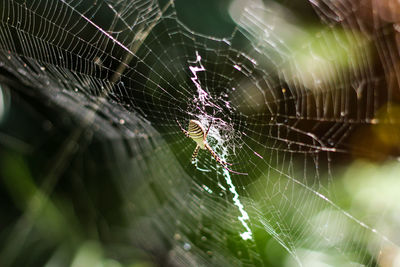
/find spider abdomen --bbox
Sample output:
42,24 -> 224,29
188,120 -> 207,149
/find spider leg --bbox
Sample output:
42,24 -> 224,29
191,145 -> 200,163
205,120 -> 213,137
204,143 -> 247,175
204,143 -> 232,166
222,165 -> 248,176
176,119 -> 190,137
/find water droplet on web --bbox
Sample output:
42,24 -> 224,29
233,64 -> 242,71
174,233 -> 181,240
183,243 -> 191,251
18,68 -> 27,76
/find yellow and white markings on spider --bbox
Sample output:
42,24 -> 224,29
177,119 -> 247,175
187,120 -> 207,149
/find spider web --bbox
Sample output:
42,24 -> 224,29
0,0 -> 399,266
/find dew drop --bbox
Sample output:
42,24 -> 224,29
174,233 -> 181,240
183,243 -> 191,251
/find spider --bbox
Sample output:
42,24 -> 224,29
177,119 -> 248,175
